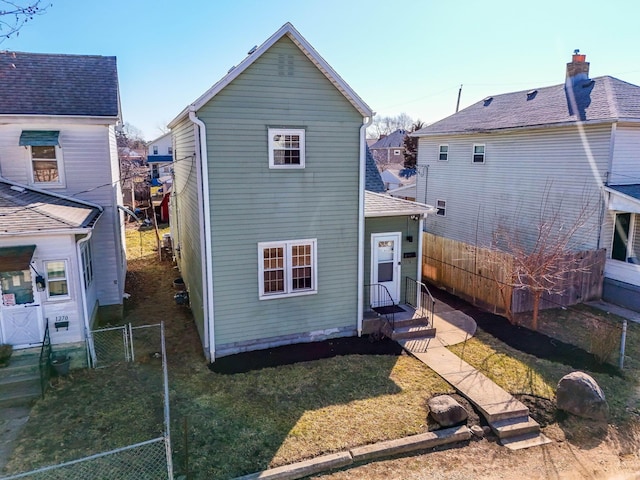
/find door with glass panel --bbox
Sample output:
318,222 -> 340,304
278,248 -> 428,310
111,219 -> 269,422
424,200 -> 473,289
370,232 -> 401,306
0,268 -> 43,347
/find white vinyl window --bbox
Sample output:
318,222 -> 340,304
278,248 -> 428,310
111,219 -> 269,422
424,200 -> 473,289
436,199 -> 446,217
393,149 -> 401,156
153,145 -> 158,155
438,145 -> 449,161
268,128 -> 305,168
473,144 -> 485,163
45,260 -> 70,299
31,145 -> 64,185
258,239 -> 317,299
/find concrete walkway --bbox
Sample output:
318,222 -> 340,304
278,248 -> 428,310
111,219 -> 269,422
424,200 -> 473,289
399,298 -> 551,450
0,406 -> 30,473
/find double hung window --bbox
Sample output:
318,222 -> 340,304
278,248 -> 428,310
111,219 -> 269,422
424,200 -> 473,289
258,239 -> 317,299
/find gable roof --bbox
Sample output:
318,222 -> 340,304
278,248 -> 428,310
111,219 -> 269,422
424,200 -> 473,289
169,22 -> 372,127
0,51 -> 120,118
364,191 -> 435,217
0,179 -> 102,234
369,129 -> 407,148
413,76 -> 640,136
365,146 -> 385,193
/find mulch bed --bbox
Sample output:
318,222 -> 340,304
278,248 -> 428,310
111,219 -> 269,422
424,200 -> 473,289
209,285 -> 621,377
427,284 -> 622,377
209,335 -> 403,374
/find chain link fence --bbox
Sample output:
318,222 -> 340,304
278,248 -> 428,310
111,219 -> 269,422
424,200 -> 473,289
1,323 -> 173,480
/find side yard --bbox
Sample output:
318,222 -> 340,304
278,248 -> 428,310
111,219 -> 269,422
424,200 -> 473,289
2,226 -> 640,479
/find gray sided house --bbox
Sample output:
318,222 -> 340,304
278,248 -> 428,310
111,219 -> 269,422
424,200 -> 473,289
0,52 -> 126,361
413,52 -> 640,312
168,23 -> 435,361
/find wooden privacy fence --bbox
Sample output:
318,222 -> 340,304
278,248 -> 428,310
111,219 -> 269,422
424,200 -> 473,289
421,232 -> 605,318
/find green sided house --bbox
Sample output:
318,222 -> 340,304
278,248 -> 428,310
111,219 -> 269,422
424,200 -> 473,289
168,23 -> 435,361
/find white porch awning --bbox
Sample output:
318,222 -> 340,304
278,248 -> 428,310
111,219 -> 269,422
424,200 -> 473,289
605,185 -> 640,214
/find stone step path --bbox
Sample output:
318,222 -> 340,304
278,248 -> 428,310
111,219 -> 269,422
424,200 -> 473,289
400,300 -> 551,450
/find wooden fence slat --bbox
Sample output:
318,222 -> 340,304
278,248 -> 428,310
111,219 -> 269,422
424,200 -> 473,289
421,232 -> 605,317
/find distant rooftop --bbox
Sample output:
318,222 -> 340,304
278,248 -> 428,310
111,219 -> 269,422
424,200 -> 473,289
370,129 -> 408,149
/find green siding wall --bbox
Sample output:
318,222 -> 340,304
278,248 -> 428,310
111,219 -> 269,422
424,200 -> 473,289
197,37 -> 364,350
170,118 -> 207,346
364,216 -> 422,306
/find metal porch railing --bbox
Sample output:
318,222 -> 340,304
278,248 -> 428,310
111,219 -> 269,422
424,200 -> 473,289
404,277 -> 436,328
365,283 -> 398,331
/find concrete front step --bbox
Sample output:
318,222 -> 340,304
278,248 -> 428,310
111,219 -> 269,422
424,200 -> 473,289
501,432 -> 553,450
391,325 -> 437,340
490,415 -> 540,439
0,354 -> 41,381
0,380 -> 41,408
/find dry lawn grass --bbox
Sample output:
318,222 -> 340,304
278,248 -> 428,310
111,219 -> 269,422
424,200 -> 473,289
6,225 -> 640,479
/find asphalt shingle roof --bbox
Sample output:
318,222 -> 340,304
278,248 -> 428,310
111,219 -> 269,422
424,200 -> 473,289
414,76 -> 640,135
369,129 -> 408,148
0,181 -> 102,233
364,191 -> 435,217
365,146 -> 385,193
0,51 -> 120,117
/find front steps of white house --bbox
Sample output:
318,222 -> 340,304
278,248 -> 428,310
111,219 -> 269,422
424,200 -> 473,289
0,348 -> 42,408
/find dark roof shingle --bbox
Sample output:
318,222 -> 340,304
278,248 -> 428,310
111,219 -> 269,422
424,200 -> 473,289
370,129 -> 407,148
0,181 -> 102,233
365,146 -> 385,193
0,51 -> 120,117
414,76 -> 640,135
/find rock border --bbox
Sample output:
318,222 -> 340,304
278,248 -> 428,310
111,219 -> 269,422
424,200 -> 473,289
233,426 -> 471,480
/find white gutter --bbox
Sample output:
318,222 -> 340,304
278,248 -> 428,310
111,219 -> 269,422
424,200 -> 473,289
357,115 -> 373,337
189,108 -> 216,362
76,231 -> 96,366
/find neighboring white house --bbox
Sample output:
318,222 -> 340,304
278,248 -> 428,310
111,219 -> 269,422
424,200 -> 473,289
412,51 -> 640,312
0,52 -> 126,363
147,132 -> 173,184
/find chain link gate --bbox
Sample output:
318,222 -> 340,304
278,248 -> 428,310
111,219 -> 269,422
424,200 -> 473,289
2,322 -> 173,480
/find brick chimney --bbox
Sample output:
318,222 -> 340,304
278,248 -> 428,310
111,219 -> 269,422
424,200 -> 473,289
566,50 -> 590,84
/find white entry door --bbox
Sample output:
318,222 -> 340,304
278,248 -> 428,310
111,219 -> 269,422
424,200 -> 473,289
0,269 -> 44,347
371,232 -> 402,305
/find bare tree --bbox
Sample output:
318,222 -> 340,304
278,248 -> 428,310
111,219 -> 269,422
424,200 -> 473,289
367,113 -> 414,139
0,1 -> 51,42
488,184 -> 599,330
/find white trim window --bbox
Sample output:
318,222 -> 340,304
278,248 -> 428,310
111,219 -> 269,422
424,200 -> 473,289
393,149 -> 401,156
438,144 -> 449,161
45,260 -> 70,300
31,145 -> 64,185
268,128 -> 305,168
81,242 -> 94,288
436,199 -> 446,217
258,239 -> 317,299
472,144 -> 485,163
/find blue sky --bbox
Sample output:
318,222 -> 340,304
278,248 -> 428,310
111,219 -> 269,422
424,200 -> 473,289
4,0 -> 640,140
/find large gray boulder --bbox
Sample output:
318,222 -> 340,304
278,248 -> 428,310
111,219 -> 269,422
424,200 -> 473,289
556,371 -> 609,421
428,395 -> 468,427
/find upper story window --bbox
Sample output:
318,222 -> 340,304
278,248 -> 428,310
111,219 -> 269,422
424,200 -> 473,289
438,145 -> 449,161
153,145 -> 158,155
258,239 -> 317,299
473,144 -> 485,163
168,146 -> 173,155
45,260 -> 70,300
19,130 -> 64,186
268,128 -> 305,169
436,199 -> 446,216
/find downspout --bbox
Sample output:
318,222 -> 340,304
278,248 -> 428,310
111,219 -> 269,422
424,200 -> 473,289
357,115 -> 373,337
76,231 -> 96,367
417,215 -> 424,285
189,108 -> 216,361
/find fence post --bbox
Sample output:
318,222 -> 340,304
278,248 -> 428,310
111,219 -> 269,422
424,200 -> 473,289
620,320 -> 627,370
161,321 -> 174,479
